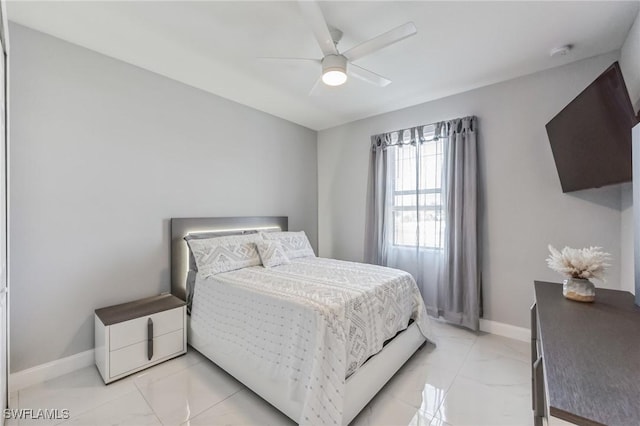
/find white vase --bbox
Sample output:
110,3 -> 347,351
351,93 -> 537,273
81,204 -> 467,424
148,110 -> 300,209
562,278 -> 596,302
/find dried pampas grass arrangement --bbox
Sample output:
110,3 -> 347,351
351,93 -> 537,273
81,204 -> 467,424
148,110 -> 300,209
546,245 -> 611,281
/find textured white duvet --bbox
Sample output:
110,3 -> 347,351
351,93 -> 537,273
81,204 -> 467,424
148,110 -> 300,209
190,257 -> 434,425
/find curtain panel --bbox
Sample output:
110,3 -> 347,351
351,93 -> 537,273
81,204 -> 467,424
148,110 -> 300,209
365,116 -> 480,330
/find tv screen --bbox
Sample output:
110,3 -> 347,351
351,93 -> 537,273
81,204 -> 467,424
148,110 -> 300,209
546,62 -> 639,193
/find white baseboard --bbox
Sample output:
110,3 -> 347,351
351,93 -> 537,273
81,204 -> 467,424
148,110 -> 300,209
480,319 -> 530,342
9,349 -> 95,392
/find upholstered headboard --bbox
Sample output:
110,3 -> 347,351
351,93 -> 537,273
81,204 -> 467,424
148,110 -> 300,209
170,216 -> 288,304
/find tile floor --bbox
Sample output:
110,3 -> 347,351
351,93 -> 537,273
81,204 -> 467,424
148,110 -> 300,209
8,321 -> 532,426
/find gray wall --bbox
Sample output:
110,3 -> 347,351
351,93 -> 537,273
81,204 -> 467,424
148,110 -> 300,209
318,51 -> 624,329
9,23 -> 318,372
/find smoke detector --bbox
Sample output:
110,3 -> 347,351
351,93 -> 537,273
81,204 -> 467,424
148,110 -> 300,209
550,45 -> 573,57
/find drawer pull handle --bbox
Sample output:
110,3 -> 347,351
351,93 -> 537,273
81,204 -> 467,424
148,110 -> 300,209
147,318 -> 153,360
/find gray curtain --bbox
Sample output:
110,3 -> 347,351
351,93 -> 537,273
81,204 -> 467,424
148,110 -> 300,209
365,117 -> 480,330
365,133 -> 391,266
437,117 -> 479,330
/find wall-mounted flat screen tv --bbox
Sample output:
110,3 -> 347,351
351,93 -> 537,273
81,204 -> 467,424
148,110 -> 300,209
546,61 -> 639,193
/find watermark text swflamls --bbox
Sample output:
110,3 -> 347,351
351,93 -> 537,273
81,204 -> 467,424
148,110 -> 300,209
3,408 -> 70,420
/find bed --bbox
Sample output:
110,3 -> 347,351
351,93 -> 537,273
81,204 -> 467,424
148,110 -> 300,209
170,216 -> 434,425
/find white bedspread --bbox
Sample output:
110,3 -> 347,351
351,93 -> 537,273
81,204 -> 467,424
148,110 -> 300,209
190,257 -> 434,425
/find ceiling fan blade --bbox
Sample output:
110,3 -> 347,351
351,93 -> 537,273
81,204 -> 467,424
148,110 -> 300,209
298,0 -> 338,56
348,64 -> 392,87
342,22 -> 417,62
257,57 -> 320,63
309,76 -> 323,96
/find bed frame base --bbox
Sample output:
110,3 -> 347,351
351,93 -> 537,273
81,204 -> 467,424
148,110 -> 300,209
188,320 -> 426,425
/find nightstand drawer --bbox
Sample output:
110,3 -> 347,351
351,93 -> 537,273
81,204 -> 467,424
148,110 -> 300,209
110,328 -> 184,378
110,307 -> 183,351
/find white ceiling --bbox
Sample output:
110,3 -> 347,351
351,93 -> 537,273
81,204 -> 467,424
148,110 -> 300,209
7,1 -> 640,130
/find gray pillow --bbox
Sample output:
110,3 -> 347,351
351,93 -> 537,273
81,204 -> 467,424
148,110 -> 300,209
261,230 -> 316,259
183,230 -> 258,311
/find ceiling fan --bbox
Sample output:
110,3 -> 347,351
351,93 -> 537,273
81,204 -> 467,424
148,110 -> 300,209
263,0 -> 417,94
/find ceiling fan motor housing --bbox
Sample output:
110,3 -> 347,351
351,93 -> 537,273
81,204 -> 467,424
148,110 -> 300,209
322,54 -> 348,75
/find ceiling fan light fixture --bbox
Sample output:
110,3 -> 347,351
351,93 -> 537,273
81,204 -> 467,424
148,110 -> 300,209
321,54 -> 348,86
322,69 -> 347,86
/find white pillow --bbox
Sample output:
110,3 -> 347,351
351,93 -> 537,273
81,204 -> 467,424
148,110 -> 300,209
256,240 -> 291,268
261,231 -> 315,259
186,234 -> 261,277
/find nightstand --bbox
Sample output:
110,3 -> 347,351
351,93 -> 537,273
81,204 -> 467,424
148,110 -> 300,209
94,294 -> 186,384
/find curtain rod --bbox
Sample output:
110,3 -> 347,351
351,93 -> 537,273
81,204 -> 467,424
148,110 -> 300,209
381,136 -> 443,148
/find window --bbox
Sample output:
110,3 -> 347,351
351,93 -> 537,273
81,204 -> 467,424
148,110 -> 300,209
390,128 -> 445,249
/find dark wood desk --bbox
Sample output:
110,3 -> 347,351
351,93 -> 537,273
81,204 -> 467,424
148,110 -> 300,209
532,281 -> 640,425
